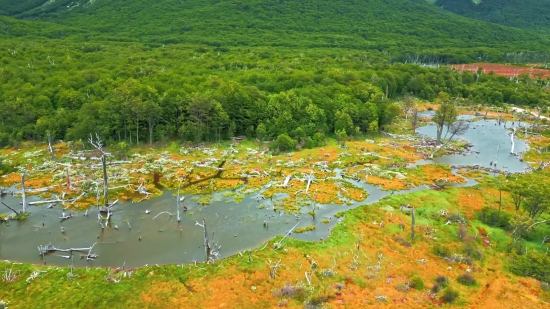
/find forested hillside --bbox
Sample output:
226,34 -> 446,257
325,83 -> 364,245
0,0 -> 549,58
1,40 -> 548,147
435,0 -> 550,32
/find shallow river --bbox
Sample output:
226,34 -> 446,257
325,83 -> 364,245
0,117 -> 528,267
416,114 -> 528,173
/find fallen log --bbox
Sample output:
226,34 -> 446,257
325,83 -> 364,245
1,201 -> 19,215
28,199 -> 63,205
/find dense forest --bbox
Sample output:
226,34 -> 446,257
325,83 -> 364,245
435,0 -> 550,33
1,39 -> 549,147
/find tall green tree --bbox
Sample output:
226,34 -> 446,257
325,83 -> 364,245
432,92 -> 458,144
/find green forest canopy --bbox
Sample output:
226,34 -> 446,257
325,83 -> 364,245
1,0 -> 550,61
435,0 -> 550,33
0,41 -> 548,147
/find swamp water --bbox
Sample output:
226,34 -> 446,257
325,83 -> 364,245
0,117 -> 528,267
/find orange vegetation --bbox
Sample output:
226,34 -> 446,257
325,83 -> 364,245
451,63 -> 550,78
365,176 -> 409,190
136,207 -> 549,309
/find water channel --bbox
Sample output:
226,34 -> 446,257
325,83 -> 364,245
0,117 -> 529,267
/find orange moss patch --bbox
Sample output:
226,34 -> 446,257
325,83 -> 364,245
0,172 -> 21,186
365,176 -> 408,190
414,165 -> 466,186
318,148 -> 339,162
457,192 -> 486,215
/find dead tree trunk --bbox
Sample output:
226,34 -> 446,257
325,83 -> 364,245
430,120 -> 469,158
176,188 -> 181,222
89,134 -> 109,206
101,155 -> 108,206
312,193 -> 317,219
203,218 -> 211,263
47,132 -> 56,161
1,201 -> 19,215
510,127 -> 517,154
21,171 -> 27,213
411,108 -> 419,132
518,113 -> 525,127
66,168 -> 71,190
267,259 -> 282,279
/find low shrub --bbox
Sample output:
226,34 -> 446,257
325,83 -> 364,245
433,244 -> 451,258
272,284 -> 307,299
509,251 -> 550,283
394,236 -> 412,247
477,207 -> 511,229
457,273 -> 476,286
395,283 -> 411,292
411,276 -> 424,290
457,224 -> 468,240
463,242 -> 483,261
441,288 -> 459,303
431,284 -> 442,294
435,275 -> 449,286
304,295 -> 333,309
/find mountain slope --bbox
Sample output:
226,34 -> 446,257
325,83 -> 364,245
0,15 -> 87,39
0,0 -> 548,55
435,0 -> 550,32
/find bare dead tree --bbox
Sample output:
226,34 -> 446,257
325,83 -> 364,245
430,120 -> 470,158
196,219 -> 211,263
518,112 -> 526,127
311,193 -> 317,219
410,108 -> 419,132
267,259 -> 282,279
47,132 -> 56,161
85,242 -> 98,261
66,168 -> 71,191
176,188 -> 181,222
21,170 -> 27,213
510,127 -> 517,154
304,172 -> 315,194
532,103 -> 543,133
273,222 -> 300,250
89,133 -> 109,206
402,95 -> 415,122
